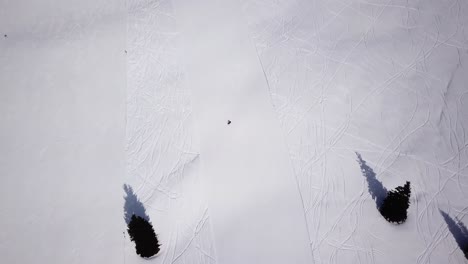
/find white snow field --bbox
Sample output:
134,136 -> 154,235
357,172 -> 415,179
2,0 -> 468,263
0,0 -> 126,263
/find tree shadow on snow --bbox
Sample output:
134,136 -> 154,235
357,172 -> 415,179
123,184 -> 150,225
355,152 -> 387,210
440,210 -> 468,259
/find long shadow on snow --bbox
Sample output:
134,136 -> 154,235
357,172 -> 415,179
355,152 -> 387,209
123,184 -> 150,225
440,210 -> 468,259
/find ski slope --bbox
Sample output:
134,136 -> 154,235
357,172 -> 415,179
240,1 -> 468,262
2,0 -> 468,263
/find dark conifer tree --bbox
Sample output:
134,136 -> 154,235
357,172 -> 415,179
458,225 -> 468,259
379,181 -> 411,224
460,222 -> 468,260
458,227 -> 468,259
127,214 -> 160,258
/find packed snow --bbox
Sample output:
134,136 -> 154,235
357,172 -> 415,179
1,0 -> 468,263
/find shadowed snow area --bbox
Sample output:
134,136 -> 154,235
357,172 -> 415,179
440,210 -> 468,259
356,152 -> 387,209
123,184 -> 149,224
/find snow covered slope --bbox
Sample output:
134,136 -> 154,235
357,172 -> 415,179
0,0 -> 126,263
172,0 -> 313,263
125,0 -> 217,263
2,0 -> 468,263
240,0 -> 468,263
126,0 -> 468,263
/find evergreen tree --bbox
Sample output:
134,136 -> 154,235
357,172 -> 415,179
379,181 -> 411,224
127,214 -> 160,258
461,221 -> 468,260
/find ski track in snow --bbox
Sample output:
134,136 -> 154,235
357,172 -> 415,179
241,0 -> 468,263
126,0 -> 217,263
125,0 -> 468,262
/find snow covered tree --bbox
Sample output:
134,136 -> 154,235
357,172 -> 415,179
379,181 -> 411,224
127,214 -> 160,258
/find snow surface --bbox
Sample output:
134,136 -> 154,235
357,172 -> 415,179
2,0 -> 468,263
0,0 -> 126,263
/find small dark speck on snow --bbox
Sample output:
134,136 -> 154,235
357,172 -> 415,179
227,120 -> 231,125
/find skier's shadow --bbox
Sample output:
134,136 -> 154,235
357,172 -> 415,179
440,210 -> 468,259
123,184 -> 150,224
355,152 -> 387,209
